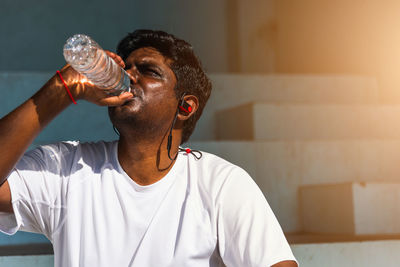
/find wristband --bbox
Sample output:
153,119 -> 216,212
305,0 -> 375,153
56,70 -> 77,105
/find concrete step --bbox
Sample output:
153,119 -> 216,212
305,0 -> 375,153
300,182 -> 400,235
0,232 -> 49,246
192,74 -> 379,140
287,233 -> 400,244
0,255 -> 53,267
215,103 -> 400,140
187,140 -> 400,233
209,74 -> 379,105
0,244 -> 53,256
291,239 -> 400,267
1,240 -> 400,267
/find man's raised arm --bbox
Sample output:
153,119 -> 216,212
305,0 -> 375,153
0,60 -> 132,213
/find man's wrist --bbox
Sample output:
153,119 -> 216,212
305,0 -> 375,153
56,70 -> 77,104
58,66 -> 86,102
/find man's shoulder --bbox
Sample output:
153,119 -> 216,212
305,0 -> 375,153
31,140 -> 117,155
188,149 -> 248,176
193,150 -> 233,167
185,149 -> 252,193
27,140 -> 117,166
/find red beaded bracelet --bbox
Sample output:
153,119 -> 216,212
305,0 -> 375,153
56,70 -> 77,104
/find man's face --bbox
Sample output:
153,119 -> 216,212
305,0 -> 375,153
109,47 -> 178,135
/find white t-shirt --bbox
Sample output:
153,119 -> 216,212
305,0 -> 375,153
0,141 -> 297,267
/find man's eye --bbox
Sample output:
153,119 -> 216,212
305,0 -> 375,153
139,66 -> 160,77
147,69 -> 160,76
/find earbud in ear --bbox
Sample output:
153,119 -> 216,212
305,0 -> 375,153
179,100 -> 192,114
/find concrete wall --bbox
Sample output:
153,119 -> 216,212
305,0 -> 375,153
235,0 -> 276,73
7,0 -> 400,87
275,0 -> 400,102
0,0 -> 228,73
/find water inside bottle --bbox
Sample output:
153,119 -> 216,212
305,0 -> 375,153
63,34 -> 131,95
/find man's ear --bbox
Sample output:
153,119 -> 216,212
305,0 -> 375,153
177,95 -> 199,121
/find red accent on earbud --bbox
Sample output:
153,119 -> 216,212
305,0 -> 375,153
185,148 -> 191,154
179,101 -> 192,114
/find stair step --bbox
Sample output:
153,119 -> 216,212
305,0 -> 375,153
209,74 -> 379,105
0,255 -> 53,267
292,240 -> 400,267
300,182 -> 400,235
287,233 -> 400,244
216,103 -> 400,140
1,240 -> 400,267
194,74 -> 380,140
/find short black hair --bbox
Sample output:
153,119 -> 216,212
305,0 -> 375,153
117,29 -> 212,144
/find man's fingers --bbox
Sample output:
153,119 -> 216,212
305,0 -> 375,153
105,50 -> 125,69
60,64 -> 71,72
99,92 -> 133,106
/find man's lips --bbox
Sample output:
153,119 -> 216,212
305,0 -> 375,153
122,87 -> 142,106
120,98 -> 136,107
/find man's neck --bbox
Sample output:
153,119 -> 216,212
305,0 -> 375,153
117,130 -> 181,186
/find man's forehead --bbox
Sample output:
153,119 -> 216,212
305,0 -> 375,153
126,47 -> 173,65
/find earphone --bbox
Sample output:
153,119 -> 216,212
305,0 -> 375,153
173,95 -> 202,159
178,98 -> 192,114
167,93 -> 199,160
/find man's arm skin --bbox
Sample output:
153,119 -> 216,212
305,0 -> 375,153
272,260 -> 298,267
0,59 -> 132,213
0,71 -> 75,212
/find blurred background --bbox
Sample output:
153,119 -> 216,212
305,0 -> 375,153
2,0 -> 400,266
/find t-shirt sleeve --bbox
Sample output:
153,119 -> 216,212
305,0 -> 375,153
217,167 -> 298,267
0,144 -> 69,241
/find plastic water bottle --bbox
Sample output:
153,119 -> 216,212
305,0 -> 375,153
63,34 -> 131,95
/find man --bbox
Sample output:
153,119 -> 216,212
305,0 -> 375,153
0,30 -> 298,266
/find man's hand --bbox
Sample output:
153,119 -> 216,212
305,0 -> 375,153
58,51 -> 133,107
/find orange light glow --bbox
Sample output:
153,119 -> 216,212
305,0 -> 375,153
79,77 -> 94,85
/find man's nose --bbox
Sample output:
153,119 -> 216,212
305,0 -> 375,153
126,67 -> 139,84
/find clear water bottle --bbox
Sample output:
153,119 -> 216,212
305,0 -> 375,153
63,34 -> 131,95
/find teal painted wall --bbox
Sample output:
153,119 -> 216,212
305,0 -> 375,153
0,232 -> 49,246
0,255 -> 53,267
0,0 -> 228,72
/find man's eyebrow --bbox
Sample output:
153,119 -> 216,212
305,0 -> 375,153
138,58 -> 168,71
139,57 -> 165,65
126,56 -> 161,66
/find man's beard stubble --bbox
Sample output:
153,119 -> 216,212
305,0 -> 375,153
108,104 -> 174,144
